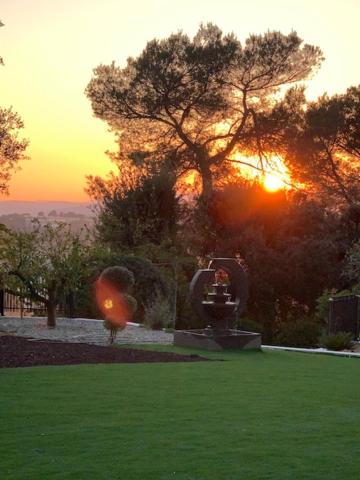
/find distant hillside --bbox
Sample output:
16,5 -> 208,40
0,201 -> 95,216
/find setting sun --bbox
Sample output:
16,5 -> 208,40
263,173 -> 286,192
230,152 -> 291,192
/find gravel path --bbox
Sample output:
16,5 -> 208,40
0,316 -> 173,346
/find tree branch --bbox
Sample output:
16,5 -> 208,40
211,90 -> 250,163
225,158 -> 301,190
323,144 -> 353,205
7,270 -> 48,304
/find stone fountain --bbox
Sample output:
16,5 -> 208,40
174,258 -> 261,351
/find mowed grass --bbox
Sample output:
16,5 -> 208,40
1,347 -> 360,480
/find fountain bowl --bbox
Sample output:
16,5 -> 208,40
174,329 -> 261,351
202,300 -> 236,319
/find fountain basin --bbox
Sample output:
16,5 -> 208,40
174,329 -> 261,351
202,300 -> 236,319
206,292 -> 231,303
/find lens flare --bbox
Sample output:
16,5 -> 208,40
103,298 -> 113,310
95,278 -> 130,328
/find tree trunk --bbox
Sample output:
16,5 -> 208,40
47,302 -> 57,328
199,162 -> 214,201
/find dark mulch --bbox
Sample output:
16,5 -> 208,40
0,335 -> 208,368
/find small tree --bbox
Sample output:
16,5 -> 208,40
0,221 -> 93,327
96,266 -> 137,343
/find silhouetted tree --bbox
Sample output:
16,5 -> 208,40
0,20 -> 29,193
258,85 -> 360,205
86,24 -> 322,200
292,86 -> 360,204
93,167 -> 180,251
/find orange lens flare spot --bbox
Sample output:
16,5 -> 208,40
103,298 -> 113,310
95,278 -> 129,328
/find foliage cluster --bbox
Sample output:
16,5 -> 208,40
274,317 -> 321,348
144,294 -> 173,330
91,254 -> 169,322
0,221 -> 94,327
100,265 -> 135,292
320,332 -> 353,351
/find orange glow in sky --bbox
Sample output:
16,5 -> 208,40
1,0 -> 359,201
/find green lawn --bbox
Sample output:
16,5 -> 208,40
1,347 -> 360,480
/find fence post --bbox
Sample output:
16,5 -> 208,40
328,297 -> 333,335
356,295 -> 360,341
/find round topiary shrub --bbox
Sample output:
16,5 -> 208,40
99,266 -> 134,292
74,255 -> 170,322
97,266 -> 138,344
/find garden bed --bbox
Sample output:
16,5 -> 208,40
0,335 -> 207,368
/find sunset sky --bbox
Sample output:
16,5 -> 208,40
1,0 -> 359,202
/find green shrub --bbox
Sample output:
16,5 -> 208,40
144,295 -> 173,330
275,318 -> 320,348
100,266 -> 134,292
123,293 -> 138,318
320,332 -> 353,351
97,255 -> 170,324
238,317 -> 263,334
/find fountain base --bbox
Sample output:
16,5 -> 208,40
174,329 -> 261,351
